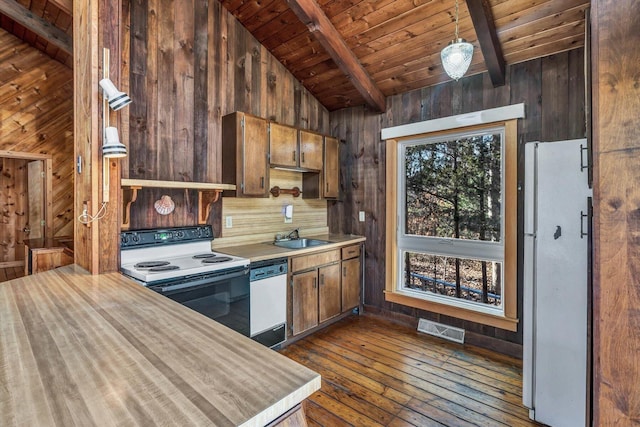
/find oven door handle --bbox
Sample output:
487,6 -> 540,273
152,268 -> 249,294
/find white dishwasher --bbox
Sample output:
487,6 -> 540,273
249,258 -> 287,348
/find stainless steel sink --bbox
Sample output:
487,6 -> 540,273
273,238 -> 330,249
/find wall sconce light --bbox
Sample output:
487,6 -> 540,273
101,48 -> 129,204
103,126 -> 127,158
99,78 -> 132,111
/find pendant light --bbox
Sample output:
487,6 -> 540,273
441,0 -> 474,81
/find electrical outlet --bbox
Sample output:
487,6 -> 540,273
225,216 -> 233,228
359,211 -> 365,222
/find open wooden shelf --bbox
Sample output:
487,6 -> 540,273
120,179 -> 236,229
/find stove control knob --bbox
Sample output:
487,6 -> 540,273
121,235 -> 129,245
131,234 -> 140,243
175,231 -> 184,239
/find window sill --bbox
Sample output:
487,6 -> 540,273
384,290 -> 519,332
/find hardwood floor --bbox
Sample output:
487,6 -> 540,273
0,266 -> 25,282
280,315 -> 541,427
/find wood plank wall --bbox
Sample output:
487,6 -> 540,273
0,29 -> 74,240
0,158 -> 27,265
591,0 -> 640,424
328,48 -> 586,350
124,0 -> 329,231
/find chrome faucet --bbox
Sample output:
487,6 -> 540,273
287,228 -> 300,240
274,228 -> 300,242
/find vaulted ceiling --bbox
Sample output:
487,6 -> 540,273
0,0 -> 72,67
0,0 -> 590,111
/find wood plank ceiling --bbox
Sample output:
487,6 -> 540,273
222,0 -> 590,111
0,0 -> 589,111
0,0 -> 72,68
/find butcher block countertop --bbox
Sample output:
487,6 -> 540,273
0,265 -> 320,427
213,234 -> 366,262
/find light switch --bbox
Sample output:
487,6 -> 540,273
284,205 -> 293,223
359,211 -> 365,222
225,216 -> 233,228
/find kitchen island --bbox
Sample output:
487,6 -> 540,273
0,265 -> 320,426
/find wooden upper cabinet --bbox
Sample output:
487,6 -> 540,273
269,122 -> 298,168
222,112 -> 269,197
323,136 -> 339,198
299,130 -> 323,171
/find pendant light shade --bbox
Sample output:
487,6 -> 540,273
441,38 -> 474,81
441,0 -> 474,81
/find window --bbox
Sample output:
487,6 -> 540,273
401,127 -> 504,312
384,116 -> 519,331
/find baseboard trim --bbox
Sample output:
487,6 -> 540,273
362,304 -> 523,359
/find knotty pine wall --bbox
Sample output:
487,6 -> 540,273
0,29 -> 74,240
123,0 -> 330,232
329,48 -> 586,352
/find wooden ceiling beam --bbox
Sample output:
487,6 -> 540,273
286,0 -> 386,112
465,0 -> 505,86
0,0 -> 72,55
48,0 -> 72,16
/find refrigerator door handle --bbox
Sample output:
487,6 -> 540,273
580,211 -> 588,239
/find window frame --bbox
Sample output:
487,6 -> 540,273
398,126 -> 505,316
384,120 -> 519,331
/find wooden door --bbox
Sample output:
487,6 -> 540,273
0,158 -> 28,267
292,270 -> 318,335
318,263 -> 341,322
299,130 -> 323,171
342,258 -> 361,311
323,136 -> 339,198
269,122 -> 298,168
242,114 -> 269,196
27,161 -> 45,239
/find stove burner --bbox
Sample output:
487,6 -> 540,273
202,256 -> 233,264
149,265 -> 180,272
192,253 -> 216,259
135,261 -> 171,269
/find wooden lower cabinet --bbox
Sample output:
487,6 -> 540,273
341,257 -> 360,311
292,263 -> 341,335
318,263 -> 341,322
292,270 -> 319,334
291,245 -> 362,336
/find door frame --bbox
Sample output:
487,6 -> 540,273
0,150 -> 54,243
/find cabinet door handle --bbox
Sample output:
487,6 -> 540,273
343,267 -> 347,277
260,176 -> 264,188
302,152 -> 305,163
313,277 -> 317,289
326,182 -> 329,193
292,151 -> 296,162
320,274 -> 324,285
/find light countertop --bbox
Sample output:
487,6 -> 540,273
214,233 -> 366,262
0,265 -> 320,426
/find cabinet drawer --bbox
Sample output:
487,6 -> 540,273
341,244 -> 361,260
291,249 -> 340,272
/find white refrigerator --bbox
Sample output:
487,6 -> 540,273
523,139 -> 591,426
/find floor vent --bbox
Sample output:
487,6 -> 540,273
417,319 -> 465,344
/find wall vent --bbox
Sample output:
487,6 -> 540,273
417,319 -> 465,344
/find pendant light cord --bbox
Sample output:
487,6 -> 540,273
454,0 -> 460,40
